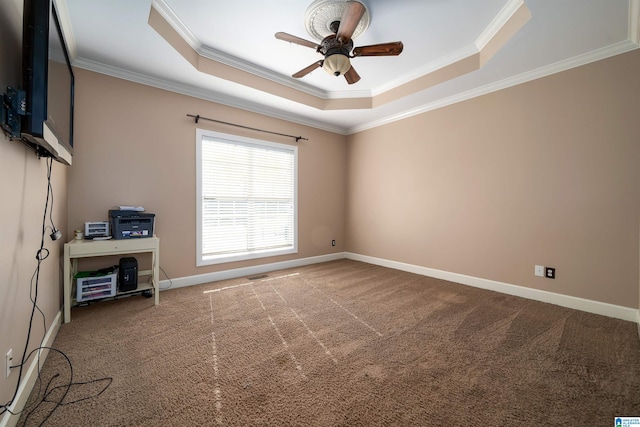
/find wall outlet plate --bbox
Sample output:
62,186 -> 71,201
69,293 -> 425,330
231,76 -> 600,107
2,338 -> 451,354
545,267 -> 556,279
534,265 -> 544,277
5,349 -> 12,378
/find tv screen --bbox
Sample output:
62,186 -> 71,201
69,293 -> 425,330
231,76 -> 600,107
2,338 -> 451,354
21,0 -> 74,165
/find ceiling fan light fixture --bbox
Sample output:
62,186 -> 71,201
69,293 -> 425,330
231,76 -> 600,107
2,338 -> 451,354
323,53 -> 351,76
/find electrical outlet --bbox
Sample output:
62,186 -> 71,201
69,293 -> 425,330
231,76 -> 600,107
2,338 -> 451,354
331,240 -> 336,246
545,267 -> 556,279
534,265 -> 544,277
5,349 -> 13,378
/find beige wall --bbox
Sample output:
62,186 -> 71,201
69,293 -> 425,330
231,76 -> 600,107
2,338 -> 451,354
1,0 -> 638,414
0,0 -> 69,407
346,49 -> 640,308
68,69 -> 347,279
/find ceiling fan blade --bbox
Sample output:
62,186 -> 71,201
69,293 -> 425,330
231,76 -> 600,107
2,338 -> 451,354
344,66 -> 361,84
336,1 -> 366,43
292,60 -> 324,78
275,32 -> 319,50
352,42 -> 404,57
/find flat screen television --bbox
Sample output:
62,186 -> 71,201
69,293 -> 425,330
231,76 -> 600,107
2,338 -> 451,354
21,0 -> 74,165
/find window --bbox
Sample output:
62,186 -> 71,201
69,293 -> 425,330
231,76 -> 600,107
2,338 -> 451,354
196,129 -> 297,265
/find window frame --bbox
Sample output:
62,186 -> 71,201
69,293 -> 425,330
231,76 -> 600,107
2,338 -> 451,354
196,129 -> 298,266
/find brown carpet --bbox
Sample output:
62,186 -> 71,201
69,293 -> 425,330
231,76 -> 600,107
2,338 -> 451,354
18,259 -> 640,426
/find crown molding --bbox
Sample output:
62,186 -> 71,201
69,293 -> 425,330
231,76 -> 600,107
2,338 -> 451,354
71,1 -> 637,137
73,39 -> 638,138
150,0 -> 334,100
149,0 -> 522,100
349,40 -> 640,134
72,58 -> 349,135
371,44 -> 479,97
196,44 -> 339,99
150,0 -> 200,50
150,0 -> 527,110
475,0 -> 525,50
372,0 -> 528,97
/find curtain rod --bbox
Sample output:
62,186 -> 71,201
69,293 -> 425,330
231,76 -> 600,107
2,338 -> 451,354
187,114 -> 308,142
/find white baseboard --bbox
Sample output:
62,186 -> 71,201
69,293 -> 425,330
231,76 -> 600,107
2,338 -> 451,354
159,252 -> 347,290
0,310 -> 62,427
346,252 -> 639,323
156,250 -> 639,329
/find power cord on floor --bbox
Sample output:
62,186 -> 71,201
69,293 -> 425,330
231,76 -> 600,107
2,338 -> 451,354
16,347 -> 112,427
0,157 -> 113,426
6,346 -> 113,426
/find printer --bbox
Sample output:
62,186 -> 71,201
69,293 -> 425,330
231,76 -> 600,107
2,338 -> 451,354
109,210 -> 155,239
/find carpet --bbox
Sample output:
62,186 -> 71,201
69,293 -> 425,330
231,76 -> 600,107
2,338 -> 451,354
18,259 -> 640,426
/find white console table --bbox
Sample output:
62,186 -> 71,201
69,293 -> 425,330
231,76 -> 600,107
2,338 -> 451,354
63,236 -> 160,323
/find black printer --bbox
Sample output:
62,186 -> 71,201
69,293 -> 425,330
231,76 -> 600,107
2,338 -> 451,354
109,210 -> 155,239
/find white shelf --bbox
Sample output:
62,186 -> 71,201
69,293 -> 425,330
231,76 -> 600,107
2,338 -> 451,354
63,236 -> 160,323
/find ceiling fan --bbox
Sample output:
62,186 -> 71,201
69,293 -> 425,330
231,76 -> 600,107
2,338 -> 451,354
275,0 -> 403,84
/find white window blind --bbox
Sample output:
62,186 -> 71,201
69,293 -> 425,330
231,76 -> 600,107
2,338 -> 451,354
196,130 -> 297,265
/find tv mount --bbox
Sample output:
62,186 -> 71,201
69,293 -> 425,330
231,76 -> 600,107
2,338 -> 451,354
1,86 -> 26,139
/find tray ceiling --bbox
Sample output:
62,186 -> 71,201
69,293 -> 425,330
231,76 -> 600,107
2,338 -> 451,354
62,0 -> 640,134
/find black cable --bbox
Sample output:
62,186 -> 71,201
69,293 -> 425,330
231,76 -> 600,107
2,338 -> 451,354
159,266 -> 173,290
0,158 -> 54,417
0,158 -> 112,425
29,263 -> 48,348
11,346 -> 112,427
47,163 -> 56,231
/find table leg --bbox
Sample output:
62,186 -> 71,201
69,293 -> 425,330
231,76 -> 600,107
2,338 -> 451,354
153,244 -> 160,305
63,244 -> 71,323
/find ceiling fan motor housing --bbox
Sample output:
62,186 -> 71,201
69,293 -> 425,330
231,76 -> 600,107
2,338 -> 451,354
320,35 -> 353,56
320,35 -> 354,76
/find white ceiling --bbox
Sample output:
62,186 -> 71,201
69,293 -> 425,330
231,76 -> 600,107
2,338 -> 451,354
60,0 -> 639,134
